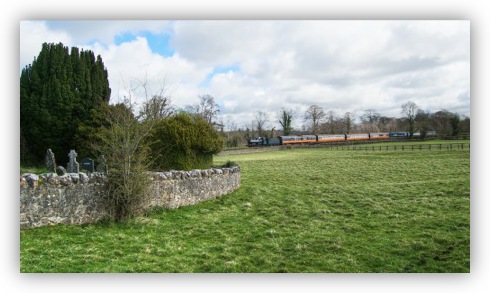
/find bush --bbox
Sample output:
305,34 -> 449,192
148,113 -> 223,171
219,161 -> 238,168
96,101 -> 154,221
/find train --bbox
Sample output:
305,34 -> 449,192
247,132 -> 410,147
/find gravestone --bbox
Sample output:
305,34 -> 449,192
44,149 -> 56,172
96,155 -> 108,174
56,166 -> 67,176
80,158 -> 95,173
67,150 -> 79,173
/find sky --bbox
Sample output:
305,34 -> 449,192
19,20 -> 470,130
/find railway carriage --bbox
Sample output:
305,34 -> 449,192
301,135 -> 317,143
248,131 -> 406,147
369,132 -> 390,140
346,133 -> 370,141
266,138 -> 281,146
279,136 -> 304,145
317,134 -> 346,143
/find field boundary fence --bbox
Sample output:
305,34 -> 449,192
325,143 -> 470,152
218,142 -> 470,156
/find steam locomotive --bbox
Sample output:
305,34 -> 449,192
247,132 -> 409,147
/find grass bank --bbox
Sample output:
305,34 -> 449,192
20,146 -> 470,272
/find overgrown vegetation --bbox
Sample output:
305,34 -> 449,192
148,112 -> 223,171
94,99 -> 155,221
20,145 -> 469,272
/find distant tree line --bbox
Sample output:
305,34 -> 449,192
217,101 -> 470,148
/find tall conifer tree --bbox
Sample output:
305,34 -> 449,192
20,42 -> 111,164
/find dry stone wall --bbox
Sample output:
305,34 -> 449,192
20,166 -> 240,229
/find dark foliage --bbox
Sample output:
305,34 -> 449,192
148,113 -> 223,171
20,42 -> 111,164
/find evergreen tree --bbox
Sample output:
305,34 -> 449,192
20,42 -> 111,164
278,108 -> 293,135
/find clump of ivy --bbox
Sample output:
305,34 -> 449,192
148,113 -> 223,171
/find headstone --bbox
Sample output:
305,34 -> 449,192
96,155 -> 108,174
80,158 -> 95,173
56,166 -> 67,176
44,149 -> 56,172
67,150 -> 79,173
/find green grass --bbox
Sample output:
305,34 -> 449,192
20,165 -> 52,175
20,145 -> 470,273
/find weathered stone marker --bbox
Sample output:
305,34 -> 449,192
67,150 -> 80,173
56,166 -> 67,176
96,155 -> 107,174
81,158 -> 95,173
44,149 -> 56,172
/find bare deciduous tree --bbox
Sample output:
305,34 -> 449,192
187,94 -> 220,124
255,111 -> 269,137
414,110 -> 431,138
361,109 -> 380,132
97,98 -> 156,221
225,115 -> 238,132
140,95 -> 174,121
304,105 -> 326,134
321,110 -> 341,134
401,101 -> 419,137
95,75 -> 166,221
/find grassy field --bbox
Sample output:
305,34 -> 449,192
20,143 -> 470,273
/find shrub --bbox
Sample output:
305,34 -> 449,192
220,161 -> 238,168
148,113 -> 223,171
96,101 -> 154,221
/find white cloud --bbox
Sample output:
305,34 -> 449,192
20,21 -> 73,70
85,37 -> 210,108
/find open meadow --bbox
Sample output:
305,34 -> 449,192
20,142 -> 470,272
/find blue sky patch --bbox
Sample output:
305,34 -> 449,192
143,32 -> 174,57
114,32 -> 137,45
199,64 -> 240,88
114,31 -> 174,57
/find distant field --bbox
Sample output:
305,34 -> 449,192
357,139 -> 470,147
20,144 -> 470,272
